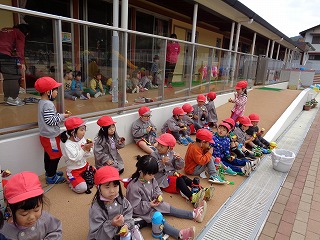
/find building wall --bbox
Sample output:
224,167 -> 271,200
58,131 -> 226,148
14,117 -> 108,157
0,0 -> 14,29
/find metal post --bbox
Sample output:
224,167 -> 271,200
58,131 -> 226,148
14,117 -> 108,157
266,39 -> 270,58
112,0 -> 119,103
231,22 -> 241,82
188,3 -> 198,95
53,19 -> 64,113
227,22 -> 235,81
120,0 -> 128,107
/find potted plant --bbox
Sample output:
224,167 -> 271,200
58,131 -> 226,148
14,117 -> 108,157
303,101 -> 312,111
311,98 -> 318,108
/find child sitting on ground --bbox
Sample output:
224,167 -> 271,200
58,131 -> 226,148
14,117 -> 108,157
184,129 -> 225,184
126,155 -> 207,240
88,72 -> 106,98
88,166 -> 143,240
151,133 -> 214,207
161,107 -> 194,146
0,172 -> 62,239
126,74 -> 140,93
247,113 -> 271,152
139,70 -> 153,90
131,106 -> 157,154
233,116 -> 259,161
94,116 -> 125,173
63,69 -> 77,101
71,71 -> 90,100
60,117 -> 95,194
212,120 -> 253,176
206,91 -> 218,128
181,103 -> 202,135
192,94 -> 209,128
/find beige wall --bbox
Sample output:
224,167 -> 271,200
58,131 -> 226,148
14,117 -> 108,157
0,0 -> 14,29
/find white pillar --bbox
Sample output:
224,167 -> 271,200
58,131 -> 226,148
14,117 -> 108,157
266,39 -> 270,58
270,40 -> 275,59
276,43 -> 280,60
112,0 -> 119,102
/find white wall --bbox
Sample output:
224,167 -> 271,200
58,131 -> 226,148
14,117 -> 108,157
0,83 -> 297,176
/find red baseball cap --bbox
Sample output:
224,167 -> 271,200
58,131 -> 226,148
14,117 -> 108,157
138,106 -> 151,116
219,122 -> 231,132
94,166 -> 122,185
238,116 -> 253,126
196,129 -> 214,143
34,77 -> 62,93
182,103 -> 194,113
235,80 -> 248,90
156,133 -> 176,147
4,172 -> 44,204
223,118 -> 235,128
97,116 -> 116,127
206,92 -> 217,100
65,117 -> 86,130
197,94 -> 206,102
248,113 -> 260,122
172,107 -> 186,116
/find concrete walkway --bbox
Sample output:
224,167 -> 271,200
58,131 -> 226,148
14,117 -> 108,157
259,106 -> 320,240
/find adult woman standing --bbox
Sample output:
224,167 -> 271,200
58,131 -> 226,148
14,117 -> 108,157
165,33 -> 180,88
0,24 -> 30,106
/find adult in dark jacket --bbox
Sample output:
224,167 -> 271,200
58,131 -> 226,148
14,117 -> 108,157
0,24 -> 30,106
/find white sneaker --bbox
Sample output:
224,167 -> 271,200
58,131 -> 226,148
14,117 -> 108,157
80,95 -> 87,100
72,96 -> 77,101
94,92 -> 102,98
6,97 -> 25,106
86,93 -> 91,99
132,88 -> 137,93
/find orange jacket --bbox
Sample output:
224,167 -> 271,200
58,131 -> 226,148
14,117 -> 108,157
184,143 -> 212,174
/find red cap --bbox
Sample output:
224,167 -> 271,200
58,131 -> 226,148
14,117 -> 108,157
138,106 -> 151,116
197,94 -> 206,102
4,172 -> 44,204
173,107 -> 186,116
182,103 -> 194,113
223,118 -> 235,128
196,129 -> 214,143
248,113 -> 260,122
65,117 -> 86,130
94,166 -> 122,185
34,77 -> 62,93
156,133 -> 176,147
206,92 -> 217,100
97,116 -> 116,127
235,80 -> 248,90
238,116 -> 253,126
219,122 -> 231,132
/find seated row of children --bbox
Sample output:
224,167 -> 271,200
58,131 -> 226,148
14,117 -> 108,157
63,70 -> 112,100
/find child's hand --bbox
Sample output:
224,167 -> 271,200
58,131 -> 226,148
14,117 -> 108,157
150,199 -> 161,207
146,126 -> 152,133
118,225 -> 129,237
112,214 -> 124,227
83,142 -> 93,152
173,152 -> 181,159
193,114 -> 199,120
118,137 -> 125,144
106,159 -> 114,165
1,169 -> 11,178
162,155 -> 169,165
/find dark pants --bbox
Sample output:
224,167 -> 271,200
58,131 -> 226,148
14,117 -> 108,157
0,53 -> 20,99
165,61 -> 176,84
176,175 -> 193,199
44,152 -> 60,177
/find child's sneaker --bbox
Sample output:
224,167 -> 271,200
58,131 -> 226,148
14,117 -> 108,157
204,186 -> 215,201
208,175 -> 226,184
193,200 -> 207,223
178,137 -> 189,146
251,158 -> 261,171
241,162 -> 252,176
179,226 -> 195,240
185,135 -> 195,143
80,95 -> 88,100
86,93 -> 91,99
72,96 -> 77,101
191,188 -> 205,208
46,174 -> 66,184
261,148 -> 271,154
224,167 -> 237,176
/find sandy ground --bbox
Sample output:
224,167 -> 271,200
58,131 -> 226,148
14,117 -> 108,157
40,88 -> 301,239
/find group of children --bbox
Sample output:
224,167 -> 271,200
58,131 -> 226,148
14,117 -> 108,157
0,78 -> 273,239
